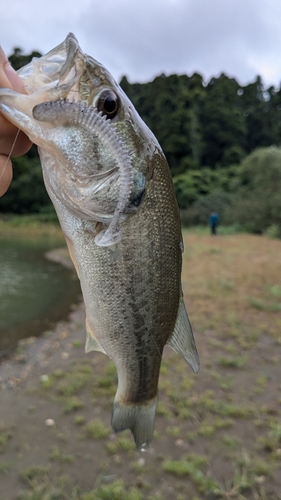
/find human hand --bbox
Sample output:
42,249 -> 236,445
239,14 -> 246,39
0,46 -> 32,196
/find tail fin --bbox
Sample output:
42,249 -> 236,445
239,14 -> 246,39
111,397 -> 158,450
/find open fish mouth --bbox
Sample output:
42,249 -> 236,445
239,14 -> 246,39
17,33 -> 120,112
17,33 -> 91,103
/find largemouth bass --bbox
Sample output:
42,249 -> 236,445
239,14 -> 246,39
0,34 -> 199,449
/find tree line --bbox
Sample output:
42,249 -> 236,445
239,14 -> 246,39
1,48 -> 281,236
120,72 -> 281,172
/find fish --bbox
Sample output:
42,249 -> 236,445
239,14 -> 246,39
0,33 -> 199,449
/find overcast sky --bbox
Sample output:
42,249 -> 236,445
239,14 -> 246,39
1,0 -> 281,88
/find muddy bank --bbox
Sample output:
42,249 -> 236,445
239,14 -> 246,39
0,299 -> 86,390
1,233 -> 281,499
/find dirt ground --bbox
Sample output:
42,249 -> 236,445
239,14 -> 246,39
0,231 -> 281,500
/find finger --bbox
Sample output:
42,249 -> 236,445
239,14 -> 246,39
0,46 -> 25,92
3,63 -> 26,93
10,129 -> 32,157
0,46 -> 32,155
0,154 -> 13,196
0,127 -> 32,157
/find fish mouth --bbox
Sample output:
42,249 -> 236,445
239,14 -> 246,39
17,33 -> 85,96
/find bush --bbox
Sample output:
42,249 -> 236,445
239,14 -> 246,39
223,147 -> 281,234
0,156 -> 52,214
265,224 -> 281,239
180,191 -> 233,226
173,165 -> 241,210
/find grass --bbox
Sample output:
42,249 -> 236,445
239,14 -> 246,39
163,454 -> 219,494
0,461 -> 11,474
74,415 -> 86,426
80,419 -> 110,440
78,479 -> 144,500
49,446 -> 75,463
2,230 -> 281,499
63,396 -> 84,413
218,356 -> 248,369
20,465 -> 51,484
0,214 -> 61,236
0,424 -> 13,453
106,434 -> 135,454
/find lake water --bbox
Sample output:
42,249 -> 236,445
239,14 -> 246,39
0,233 -> 82,356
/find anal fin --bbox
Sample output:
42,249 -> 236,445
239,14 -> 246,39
167,299 -> 200,373
85,317 -> 106,354
64,235 -> 80,278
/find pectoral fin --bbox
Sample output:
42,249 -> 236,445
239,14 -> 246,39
85,317 -> 106,354
167,300 -> 200,374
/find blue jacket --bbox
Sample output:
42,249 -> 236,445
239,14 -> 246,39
209,213 -> 219,226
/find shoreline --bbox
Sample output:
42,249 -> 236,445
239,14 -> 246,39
0,299 -> 86,389
44,246 -> 74,270
0,245 -> 84,385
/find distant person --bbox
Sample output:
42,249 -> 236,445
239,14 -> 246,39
209,211 -> 219,235
0,46 -> 32,197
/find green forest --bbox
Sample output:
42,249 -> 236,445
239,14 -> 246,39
1,48 -> 281,236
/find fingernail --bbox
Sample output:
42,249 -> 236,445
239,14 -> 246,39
0,46 -> 8,64
3,61 -> 25,91
4,62 -> 15,79
0,47 -> 17,83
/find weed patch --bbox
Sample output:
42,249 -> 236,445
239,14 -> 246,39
80,419 -> 110,440
163,454 -> 219,494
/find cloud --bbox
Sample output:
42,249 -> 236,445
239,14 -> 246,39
1,0 -> 281,87
78,0 -> 281,86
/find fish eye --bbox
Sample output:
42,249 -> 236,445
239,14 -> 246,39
97,89 -> 119,119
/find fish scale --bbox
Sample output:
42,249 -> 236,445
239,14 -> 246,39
0,33 -> 199,449
83,158 -> 182,401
